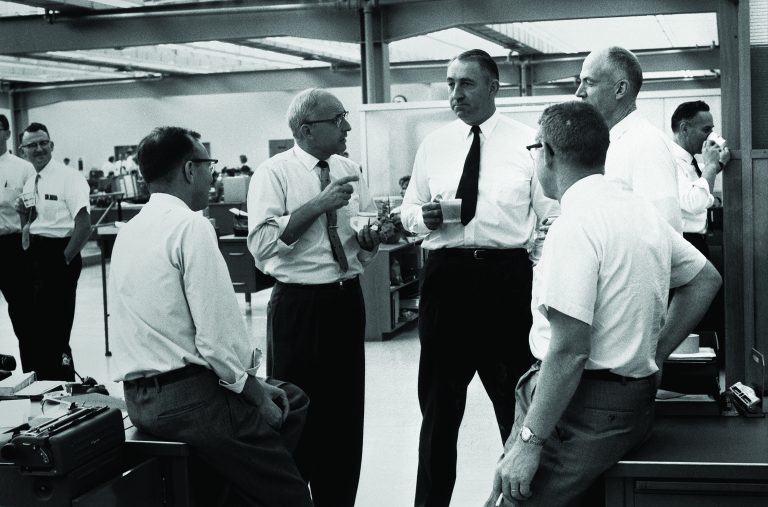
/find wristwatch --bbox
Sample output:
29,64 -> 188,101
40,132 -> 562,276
519,426 -> 545,446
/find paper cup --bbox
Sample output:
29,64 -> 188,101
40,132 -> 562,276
21,192 -> 37,208
440,199 -> 462,223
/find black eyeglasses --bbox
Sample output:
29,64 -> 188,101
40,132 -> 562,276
526,142 -> 543,160
20,140 -> 51,150
188,158 -> 218,176
304,111 -> 349,128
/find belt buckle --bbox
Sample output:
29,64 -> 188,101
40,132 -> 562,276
473,249 -> 484,260
338,279 -> 345,288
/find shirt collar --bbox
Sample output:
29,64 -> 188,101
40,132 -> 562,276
147,192 -> 191,210
462,110 -> 500,139
292,144 -> 329,172
609,109 -> 643,143
669,139 -> 693,164
560,173 -> 604,212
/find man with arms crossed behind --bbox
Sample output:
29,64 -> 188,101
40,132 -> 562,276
248,88 -> 379,507
485,102 -> 721,507
400,49 -> 556,507
15,122 -> 91,380
576,46 -> 682,232
110,126 -> 312,507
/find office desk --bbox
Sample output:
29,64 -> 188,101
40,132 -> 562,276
605,415 -> 768,506
218,235 -> 275,303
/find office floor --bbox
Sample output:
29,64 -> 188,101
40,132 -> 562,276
0,257 -> 503,507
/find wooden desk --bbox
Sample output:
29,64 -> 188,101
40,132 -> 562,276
605,415 -> 768,506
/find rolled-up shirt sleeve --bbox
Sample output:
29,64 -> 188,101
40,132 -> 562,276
247,162 -> 298,266
181,217 -> 257,393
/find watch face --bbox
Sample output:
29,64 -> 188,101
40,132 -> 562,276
521,427 -> 532,441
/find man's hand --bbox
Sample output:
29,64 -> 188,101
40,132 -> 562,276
260,378 -> 289,424
485,439 -> 541,506
242,376 -> 289,429
701,140 -> 722,170
13,196 -> 27,215
421,201 -> 443,230
357,224 -> 380,251
314,175 -> 358,213
718,144 -> 731,171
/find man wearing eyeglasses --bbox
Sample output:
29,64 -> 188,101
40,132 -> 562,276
400,49 -> 556,507
12,122 -> 90,381
0,114 -> 36,368
109,127 -> 312,506
248,88 -> 380,507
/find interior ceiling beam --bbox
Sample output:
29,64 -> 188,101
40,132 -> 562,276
0,4 -> 361,54
382,0 -> 719,42
27,52 -> 186,76
459,25 -> 543,55
235,39 -> 360,68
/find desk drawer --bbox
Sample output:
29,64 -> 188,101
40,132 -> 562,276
633,480 -> 768,506
220,245 -> 257,292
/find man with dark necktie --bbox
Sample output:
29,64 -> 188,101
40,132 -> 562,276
670,100 -> 730,338
400,49 -> 557,507
247,88 -> 380,507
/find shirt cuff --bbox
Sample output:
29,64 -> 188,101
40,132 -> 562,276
218,366 -> 259,394
273,215 -> 297,249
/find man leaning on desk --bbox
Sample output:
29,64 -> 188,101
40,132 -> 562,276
485,102 -> 722,507
109,126 -> 313,507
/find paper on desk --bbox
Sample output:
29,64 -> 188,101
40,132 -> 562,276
668,346 -> 716,361
15,381 -> 65,397
0,399 -> 31,429
229,208 -> 249,217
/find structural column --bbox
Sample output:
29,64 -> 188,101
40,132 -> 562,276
361,2 -> 391,104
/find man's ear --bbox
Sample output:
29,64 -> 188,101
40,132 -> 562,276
542,141 -> 555,167
489,78 -> 500,96
182,160 -> 194,183
614,79 -> 629,100
679,120 -> 689,135
48,140 -> 55,153
299,124 -> 312,140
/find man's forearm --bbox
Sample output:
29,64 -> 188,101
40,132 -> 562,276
64,211 -> 91,262
280,200 -> 323,245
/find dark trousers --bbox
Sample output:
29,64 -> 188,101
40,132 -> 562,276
0,233 -> 32,352
25,236 -> 81,381
682,232 -> 725,342
124,366 -> 312,507
503,363 -> 656,506
415,249 -> 534,507
267,279 -> 366,507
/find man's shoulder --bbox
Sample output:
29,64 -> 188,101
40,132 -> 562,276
495,114 -> 536,135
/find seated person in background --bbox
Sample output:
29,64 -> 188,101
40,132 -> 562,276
486,102 -> 721,507
240,154 -> 252,175
398,175 -> 410,197
109,126 -> 312,507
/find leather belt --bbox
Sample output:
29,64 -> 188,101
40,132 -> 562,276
279,276 -> 360,290
125,364 -> 208,389
431,248 -> 527,261
581,369 -> 653,384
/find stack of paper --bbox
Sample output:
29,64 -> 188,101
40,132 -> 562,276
0,371 -> 36,396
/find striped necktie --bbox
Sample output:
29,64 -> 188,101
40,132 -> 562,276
318,160 -> 349,272
21,174 -> 40,251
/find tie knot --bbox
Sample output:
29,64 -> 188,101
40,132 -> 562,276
470,125 -> 481,135
317,160 -> 329,169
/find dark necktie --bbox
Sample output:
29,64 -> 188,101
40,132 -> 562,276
692,157 -> 701,177
318,161 -> 349,272
21,174 -> 40,251
455,125 -> 481,225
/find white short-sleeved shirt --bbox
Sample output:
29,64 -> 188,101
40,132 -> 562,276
605,110 -> 682,233
110,193 -> 257,393
670,141 -> 715,234
0,151 -> 35,235
530,175 -> 706,378
400,111 -> 557,250
247,145 -> 378,284
22,159 -> 90,238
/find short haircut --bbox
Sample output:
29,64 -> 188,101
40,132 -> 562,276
605,47 -> 643,97
539,101 -> 610,169
287,88 -> 329,138
671,100 -> 710,133
21,122 -> 50,143
137,126 -> 200,183
451,49 -> 499,82
0,114 -> 9,130
108,156 -> 115,162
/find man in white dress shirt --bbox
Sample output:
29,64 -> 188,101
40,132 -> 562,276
248,88 -> 379,507
0,114 -> 35,361
486,101 -> 722,507
110,126 -> 312,507
14,122 -> 91,381
400,49 -> 557,507
576,46 -> 682,232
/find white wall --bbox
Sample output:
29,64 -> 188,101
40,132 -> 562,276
22,83 -> 438,172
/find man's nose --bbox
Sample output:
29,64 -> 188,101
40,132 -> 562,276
575,82 -> 586,97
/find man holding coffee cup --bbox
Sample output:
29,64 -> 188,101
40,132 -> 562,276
13,122 -> 91,380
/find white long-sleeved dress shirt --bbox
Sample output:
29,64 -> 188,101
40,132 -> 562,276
0,151 -> 35,235
109,193 -> 257,393
400,111 -> 557,251
670,140 -> 715,234
605,110 -> 682,233
247,145 -> 378,284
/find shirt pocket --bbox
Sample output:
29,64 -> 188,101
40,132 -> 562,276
482,168 -> 531,221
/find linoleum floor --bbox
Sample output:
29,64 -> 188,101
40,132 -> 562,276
0,261 -> 502,506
